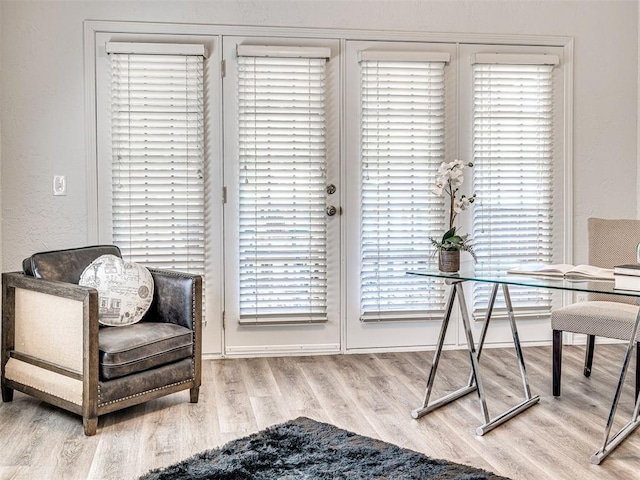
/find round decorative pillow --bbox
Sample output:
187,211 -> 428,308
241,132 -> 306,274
79,254 -> 154,327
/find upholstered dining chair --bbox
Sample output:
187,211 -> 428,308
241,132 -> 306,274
552,218 -> 640,399
1,245 -> 202,435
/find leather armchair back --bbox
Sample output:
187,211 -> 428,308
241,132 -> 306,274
22,245 -> 121,284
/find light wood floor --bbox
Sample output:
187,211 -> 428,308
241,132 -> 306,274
2,344 -> 640,479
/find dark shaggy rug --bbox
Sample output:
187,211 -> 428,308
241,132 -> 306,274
140,417 -> 510,479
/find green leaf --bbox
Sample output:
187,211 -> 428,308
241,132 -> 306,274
442,227 -> 457,240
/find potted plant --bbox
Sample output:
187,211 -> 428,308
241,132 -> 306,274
430,159 -> 477,272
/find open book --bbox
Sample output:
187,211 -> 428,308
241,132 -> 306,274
507,264 -> 614,280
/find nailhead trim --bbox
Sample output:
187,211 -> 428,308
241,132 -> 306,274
98,378 -> 193,407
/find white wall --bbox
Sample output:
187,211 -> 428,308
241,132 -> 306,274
0,0 -> 637,269
0,1 -> 3,273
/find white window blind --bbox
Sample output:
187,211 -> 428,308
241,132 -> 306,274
109,48 -> 205,275
237,50 -> 328,324
359,56 -> 448,322
472,60 -> 556,316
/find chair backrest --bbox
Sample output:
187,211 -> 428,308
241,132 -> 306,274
22,245 -> 121,284
589,217 -> 640,304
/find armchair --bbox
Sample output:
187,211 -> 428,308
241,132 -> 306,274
1,245 -> 202,435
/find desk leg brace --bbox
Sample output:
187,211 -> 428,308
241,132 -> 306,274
412,282 -> 539,437
591,304 -> 640,465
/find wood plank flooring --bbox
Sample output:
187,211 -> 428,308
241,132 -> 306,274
1,344 -> 640,479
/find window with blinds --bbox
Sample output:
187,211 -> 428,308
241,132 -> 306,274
359,52 -> 449,321
108,43 -> 206,275
237,46 -> 329,324
471,55 -> 559,316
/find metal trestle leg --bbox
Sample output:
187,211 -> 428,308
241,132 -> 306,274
412,281 -> 539,436
475,284 -> 539,435
411,282 -> 467,419
590,304 -> 640,464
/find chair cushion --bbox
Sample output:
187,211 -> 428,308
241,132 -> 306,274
99,322 -> 193,380
551,301 -> 640,340
79,255 -> 154,327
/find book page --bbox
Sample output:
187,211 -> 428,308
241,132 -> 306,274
507,264 -> 613,280
566,265 -> 614,280
506,264 -> 574,277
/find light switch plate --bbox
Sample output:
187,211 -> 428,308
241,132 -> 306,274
53,175 -> 66,196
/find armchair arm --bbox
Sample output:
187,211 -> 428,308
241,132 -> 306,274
145,269 -> 202,393
2,272 -> 99,413
145,269 -> 202,332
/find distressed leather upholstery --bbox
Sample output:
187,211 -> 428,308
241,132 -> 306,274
147,268 -> 198,330
1,245 -> 202,436
22,245 -> 121,284
98,358 -> 194,405
99,323 -> 193,380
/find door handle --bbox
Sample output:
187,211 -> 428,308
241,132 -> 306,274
326,205 -> 337,216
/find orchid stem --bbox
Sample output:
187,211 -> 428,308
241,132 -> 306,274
449,184 -> 456,230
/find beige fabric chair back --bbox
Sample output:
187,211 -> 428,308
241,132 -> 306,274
589,217 -> 640,304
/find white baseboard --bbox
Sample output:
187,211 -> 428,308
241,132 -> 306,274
221,343 -> 340,358
200,339 -> 564,360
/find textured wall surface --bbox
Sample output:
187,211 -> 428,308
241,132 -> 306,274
0,0 -> 638,269
0,2 -> 3,273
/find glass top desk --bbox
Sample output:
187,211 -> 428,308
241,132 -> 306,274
407,269 -> 640,465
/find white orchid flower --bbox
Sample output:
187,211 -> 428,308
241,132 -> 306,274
437,162 -> 450,176
449,169 -> 464,188
455,196 -> 470,213
451,159 -> 465,170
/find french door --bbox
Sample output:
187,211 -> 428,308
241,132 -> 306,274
344,40 -> 458,351
222,37 -> 341,355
